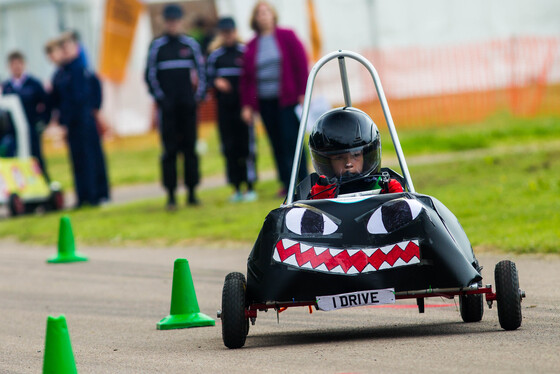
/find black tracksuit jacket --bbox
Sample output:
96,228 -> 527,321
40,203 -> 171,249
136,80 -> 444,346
145,33 -> 206,105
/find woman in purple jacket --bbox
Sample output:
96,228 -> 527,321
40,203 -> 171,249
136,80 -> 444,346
240,1 -> 309,196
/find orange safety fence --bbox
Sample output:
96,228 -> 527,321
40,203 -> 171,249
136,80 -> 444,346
196,36 -> 560,128
357,36 -> 560,128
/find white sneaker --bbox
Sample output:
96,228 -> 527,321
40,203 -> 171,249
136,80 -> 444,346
243,191 -> 258,202
229,191 -> 243,203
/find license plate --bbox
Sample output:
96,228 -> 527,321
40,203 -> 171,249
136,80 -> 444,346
316,288 -> 395,311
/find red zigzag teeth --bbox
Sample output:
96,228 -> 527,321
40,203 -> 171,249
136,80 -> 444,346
275,240 -> 420,273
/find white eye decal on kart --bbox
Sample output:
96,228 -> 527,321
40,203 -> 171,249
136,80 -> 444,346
367,198 -> 423,234
286,208 -> 338,236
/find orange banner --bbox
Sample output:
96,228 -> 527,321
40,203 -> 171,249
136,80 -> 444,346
99,0 -> 144,83
307,0 -> 322,62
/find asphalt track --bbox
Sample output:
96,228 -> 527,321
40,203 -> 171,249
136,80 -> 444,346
1,240 -> 559,373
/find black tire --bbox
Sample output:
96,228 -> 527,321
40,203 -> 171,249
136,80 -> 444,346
221,272 -> 248,349
459,292 -> 484,323
8,194 -> 25,217
47,190 -> 65,211
495,260 -> 522,330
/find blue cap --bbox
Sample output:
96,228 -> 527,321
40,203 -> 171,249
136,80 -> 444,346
217,17 -> 236,31
163,4 -> 183,20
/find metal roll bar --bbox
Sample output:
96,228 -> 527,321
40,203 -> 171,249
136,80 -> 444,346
286,50 -> 416,205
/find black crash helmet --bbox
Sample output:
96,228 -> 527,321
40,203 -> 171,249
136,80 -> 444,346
309,107 -> 381,181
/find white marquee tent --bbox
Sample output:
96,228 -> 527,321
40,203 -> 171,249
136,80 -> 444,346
1,0 -> 559,134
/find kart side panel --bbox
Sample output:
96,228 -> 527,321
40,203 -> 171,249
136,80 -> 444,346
0,157 -> 50,202
246,193 -> 481,304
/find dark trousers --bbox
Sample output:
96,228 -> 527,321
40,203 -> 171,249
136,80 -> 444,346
30,130 -> 49,182
158,99 -> 199,192
91,125 -> 110,201
217,100 -> 256,189
258,98 -> 307,189
67,118 -> 101,206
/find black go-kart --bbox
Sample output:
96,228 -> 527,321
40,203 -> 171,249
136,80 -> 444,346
218,50 -> 525,349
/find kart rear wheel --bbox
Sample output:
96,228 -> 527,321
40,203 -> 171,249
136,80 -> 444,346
495,260 -> 522,330
221,272 -> 248,349
459,292 -> 484,323
8,194 -> 24,217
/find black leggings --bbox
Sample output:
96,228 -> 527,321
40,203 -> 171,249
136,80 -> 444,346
217,100 -> 256,189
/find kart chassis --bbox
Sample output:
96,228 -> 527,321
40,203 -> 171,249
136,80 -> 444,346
243,285 -> 505,322
219,50 -> 526,349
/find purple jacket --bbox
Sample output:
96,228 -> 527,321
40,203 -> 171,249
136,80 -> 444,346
240,27 -> 309,110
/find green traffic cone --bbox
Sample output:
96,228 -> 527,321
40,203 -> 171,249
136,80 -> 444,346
47,216 -> 88,263
42,315 -> 77,374
157,258 -> 215,330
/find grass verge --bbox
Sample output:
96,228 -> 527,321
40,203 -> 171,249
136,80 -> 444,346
411,149 -> 560,253
43,112 -> 560,191
44,125 -> 276,191
382,111 -> 560,155
1,147 -> 559,254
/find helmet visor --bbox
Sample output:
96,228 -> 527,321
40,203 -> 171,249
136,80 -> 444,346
311,143 -> 381,181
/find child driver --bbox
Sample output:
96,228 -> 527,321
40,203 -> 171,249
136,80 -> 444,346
307,107 -> 403,199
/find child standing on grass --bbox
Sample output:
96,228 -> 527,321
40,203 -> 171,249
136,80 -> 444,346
207,17 -> 257,202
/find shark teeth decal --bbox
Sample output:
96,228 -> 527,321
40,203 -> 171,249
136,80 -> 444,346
272,239 -> 420,275
314,246 -> 329,255
329,248 -> 343,257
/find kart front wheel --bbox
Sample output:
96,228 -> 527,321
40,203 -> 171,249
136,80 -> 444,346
221,272 -> 248,349
495,260 -> 522,330
459,291 -> 484,323
8,194 -> 24,217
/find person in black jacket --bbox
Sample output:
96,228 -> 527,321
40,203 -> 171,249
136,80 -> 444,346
48,32 -> 110,207
62,30 -> 110,204
145,4 -> 206,210
1,51 -> 50,179
50,40 -> 99,207
207,17 -> 257,202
